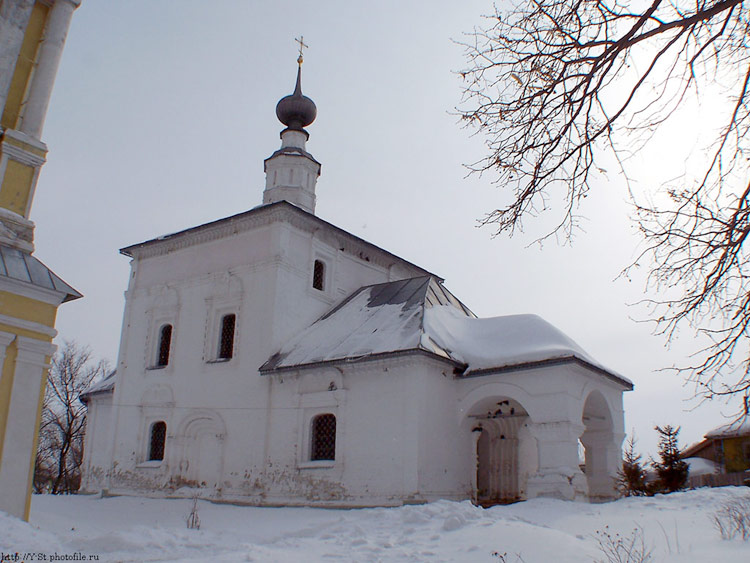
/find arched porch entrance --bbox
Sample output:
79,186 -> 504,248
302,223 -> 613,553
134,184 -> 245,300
580,390 -> 617,501
469,397 -> 532,506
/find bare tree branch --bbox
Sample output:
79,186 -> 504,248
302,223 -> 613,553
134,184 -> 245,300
34,341 -> 109,494
458,0 -> 750,413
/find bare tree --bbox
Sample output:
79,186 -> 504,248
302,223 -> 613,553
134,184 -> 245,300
34,341 -> 109,494
458,1 -> 750,406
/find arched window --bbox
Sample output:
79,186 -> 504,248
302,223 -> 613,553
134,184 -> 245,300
311,413 -> 336,461
218,314 -> 235,360
149,421 -> 166,461
312,260 -> 325,291
157,324 -> 172,367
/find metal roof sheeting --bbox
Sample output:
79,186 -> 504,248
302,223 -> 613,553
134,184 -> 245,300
0,245 -> 81,302
260,276 -> 472,373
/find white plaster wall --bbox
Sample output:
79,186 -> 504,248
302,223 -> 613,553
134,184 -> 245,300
83,213 -> 428,499
256,358 -> 429,505
79,393 -> 113,493
82,208 -> 627,505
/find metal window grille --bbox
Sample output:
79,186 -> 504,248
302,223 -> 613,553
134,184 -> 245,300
311,414 -> 336,461
218,314 -> 235,359
312,260 -> 325,291
149,421 -> 166,461
157,324 -> 172,366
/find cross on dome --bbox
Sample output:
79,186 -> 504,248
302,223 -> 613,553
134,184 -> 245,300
295,35 -> 308,65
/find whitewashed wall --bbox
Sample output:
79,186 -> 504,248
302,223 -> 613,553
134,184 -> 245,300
82,208 -> 428,500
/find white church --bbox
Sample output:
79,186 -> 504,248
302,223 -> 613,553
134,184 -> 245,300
80,58 -> 632,507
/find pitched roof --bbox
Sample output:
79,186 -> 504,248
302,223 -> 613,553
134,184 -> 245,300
705,418 -> 750,439
0,245 -> 81,302
260,276 -> 472,372
80,370 -> 117,403
261,276 -> 631,388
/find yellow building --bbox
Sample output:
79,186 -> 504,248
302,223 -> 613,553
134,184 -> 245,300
0,0 -> 81,520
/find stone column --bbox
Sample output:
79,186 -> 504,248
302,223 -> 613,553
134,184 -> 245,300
526,421 -> 587,501
470,426 -> 482,504
19,0 -> 80,139
0,336 -> 55,519
0,0 -> 35,113
581,429 -> 623,501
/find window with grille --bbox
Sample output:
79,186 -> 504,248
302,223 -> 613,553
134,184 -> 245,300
311,413 -> 336,461
149,421 -> 166,461
312,260 -> 325,291
218,314 -> 235,360
156,324 -> 172,367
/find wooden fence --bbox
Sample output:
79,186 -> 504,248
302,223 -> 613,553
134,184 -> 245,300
687,472 -> 750,488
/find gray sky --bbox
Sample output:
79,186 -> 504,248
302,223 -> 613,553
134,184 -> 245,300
31,0 -> 740,456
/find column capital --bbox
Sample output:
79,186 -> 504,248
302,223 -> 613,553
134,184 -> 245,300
0,330 -> 16,349
15,335 -> 55,367
528,420 -> 585,442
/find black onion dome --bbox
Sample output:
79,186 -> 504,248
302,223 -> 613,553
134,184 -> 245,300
275,66 -> 317,130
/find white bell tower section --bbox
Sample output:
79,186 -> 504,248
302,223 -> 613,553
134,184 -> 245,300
262,41 -> 320,214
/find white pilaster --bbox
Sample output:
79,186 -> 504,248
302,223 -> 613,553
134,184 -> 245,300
581,429 -> 622,501
526,421 -> 587,501
19,0 -> 80,139
0,0 -> 35,114
0,336 -> 55,519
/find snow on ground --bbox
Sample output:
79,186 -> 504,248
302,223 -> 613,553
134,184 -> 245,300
1,488 -> 749,562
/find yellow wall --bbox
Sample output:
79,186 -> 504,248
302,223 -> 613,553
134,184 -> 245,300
0,160 -> 35,216
0,290 -> 58,330
723,436 -> 750,473
0,290 -> 56,469
0,0 -> 74,523
1,2 -> 49,130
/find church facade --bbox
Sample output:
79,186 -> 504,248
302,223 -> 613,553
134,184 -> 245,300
81,61 -> 632,506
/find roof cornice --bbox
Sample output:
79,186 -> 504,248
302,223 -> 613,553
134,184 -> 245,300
459,356 -> 634,390
120,201 -> 437,278
259,346 -> 465,375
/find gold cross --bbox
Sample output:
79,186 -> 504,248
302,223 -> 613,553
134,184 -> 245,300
295,36 -> 308,65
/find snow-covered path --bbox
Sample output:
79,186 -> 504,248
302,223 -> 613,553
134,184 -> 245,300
1,488 -> 748,562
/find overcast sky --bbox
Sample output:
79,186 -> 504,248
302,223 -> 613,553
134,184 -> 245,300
30,0 -> 740,456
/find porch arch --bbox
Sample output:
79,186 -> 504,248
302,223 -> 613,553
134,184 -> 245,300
464,394 -> 536,506
580,390 -> 617,501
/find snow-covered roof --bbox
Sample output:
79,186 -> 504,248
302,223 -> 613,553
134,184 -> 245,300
705,418 -> 750,439
423,305 -> 624,382
260,277 -> 471,372
261,276 -> 631,387
80,370 -> 117,403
